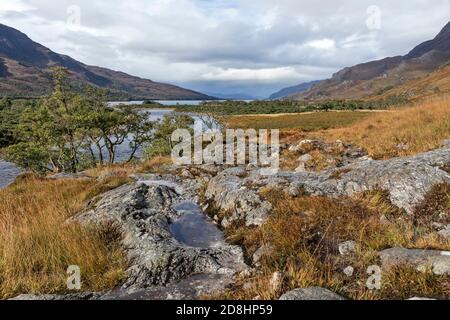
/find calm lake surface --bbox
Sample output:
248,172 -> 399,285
107,100 -> 226,107
0,159 -> 21,189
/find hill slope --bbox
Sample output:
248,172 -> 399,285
0,24 -> 212,100
269,80 -> 321,99
292,21 -> 450,101
369,63 -> 450,101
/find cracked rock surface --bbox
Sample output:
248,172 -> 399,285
74,178 -> 247,299
204,144 -> 450,228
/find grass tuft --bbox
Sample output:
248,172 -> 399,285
0,175 -> 128,299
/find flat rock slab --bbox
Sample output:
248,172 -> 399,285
379,247 -> 450,275
279,287 -> 346,300
10,293 -> 100,300
101,274 -> 232,300
205,145 -> 450,228
74,179 -> 247,297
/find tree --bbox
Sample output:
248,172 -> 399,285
6,68 -> 155,174
0,97 -> 12,110
145,114 -> 194,159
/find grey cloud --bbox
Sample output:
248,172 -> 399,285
1,0 -> 449,97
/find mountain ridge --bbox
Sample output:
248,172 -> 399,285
289,21 -> 450,101
269,80 -> 321,99
0,23 -> 213,100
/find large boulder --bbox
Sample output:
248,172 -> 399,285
379,247 -> 450,275
76,181 -> 247,289
293,144 -> 450,213
205,167 -> 273,227
204,145 -> 450,227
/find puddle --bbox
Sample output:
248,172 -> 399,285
170,201 -> 224,248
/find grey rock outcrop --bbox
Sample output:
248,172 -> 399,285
379,247 -> 450,275
76,180 -> 247,291
338,241 -> 357,256
10,293 -> 100,300
438,225 -> 450,239
205,167 -> 273,227
292,145 -> 450,214
205,145 -> 450,226
279,287 -> 346,300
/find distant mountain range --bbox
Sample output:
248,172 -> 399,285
269,80 -> 321,99
0,24 -> 213,100
205,92 -> 262,100
272,21 -> 450,101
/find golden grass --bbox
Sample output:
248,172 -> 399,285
225,111 -> 375,131
314,98 -> 450,159
137,155 -> 173,173
0,175 -> 128,299
214,187 -> 450,300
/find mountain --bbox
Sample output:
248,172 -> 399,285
292,21 -> 450,101
269,80 -> 321,99
0,24 -> 213,100
204,92 -> 261,100
368,62 -> 450,101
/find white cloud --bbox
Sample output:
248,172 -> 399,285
0,0 -> 449,97
0,0 -> 34,12
306,39 -> 336,50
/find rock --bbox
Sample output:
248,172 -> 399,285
180,169 -> 194,179
204,144 -> 449,230
343,266 -> 354,277
252,244 -> 273,266
289,139 -> 313,153
269,272 -> 284,292
443,139 -> 450,148
100,274 -> 234,300
205,168 -> 272,227
279,287 -> 346,300
298,154 -> 312,163
290,144 -> 450,214
10,292 -> 100,300
338,241 -> 357,256
379,247 -> 450,275
295,154 -> 312,173
438,225 -> 450,239
75,181 -> 247,291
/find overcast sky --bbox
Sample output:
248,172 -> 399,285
1,0 -> 449,98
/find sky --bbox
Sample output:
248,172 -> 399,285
1,0 -> 449,98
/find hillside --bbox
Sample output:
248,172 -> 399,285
291,21 -> 450,101
369,63 -> 450,101
269,80 -> 321,99
0,24 -> 212,100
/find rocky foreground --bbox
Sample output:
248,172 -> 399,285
12,140 -> 450,300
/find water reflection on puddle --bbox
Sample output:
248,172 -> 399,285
170,201 -> 224,248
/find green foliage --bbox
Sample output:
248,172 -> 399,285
169,97 -> 408,116
4,142 -> 50,174
5,67 -> 155,174
145,114 -> 194,159
0,97 -> 12,110
0,99 -> 36,148
375,85 -> 395,96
